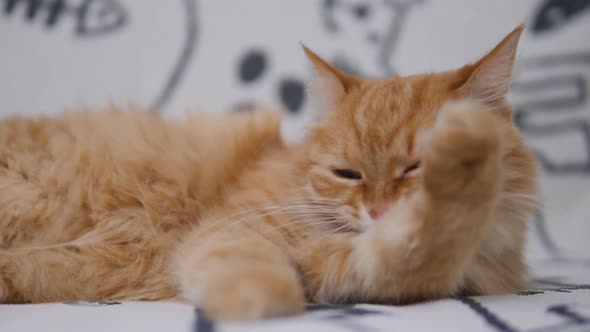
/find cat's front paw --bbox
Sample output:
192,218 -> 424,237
423,99 -> 502,198
197,265 -> 305,320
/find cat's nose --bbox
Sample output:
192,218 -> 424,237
368,205 -> 388,220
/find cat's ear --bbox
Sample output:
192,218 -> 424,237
458,24 -> 524,104
302,45 -> 359,112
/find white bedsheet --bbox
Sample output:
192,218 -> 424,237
2,258 -> 589,332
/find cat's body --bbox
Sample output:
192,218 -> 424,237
0,109 -> 283,302
0,26 -> 537,319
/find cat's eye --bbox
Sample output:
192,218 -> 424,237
333,169 -> 363,180
403,161 -> 421,176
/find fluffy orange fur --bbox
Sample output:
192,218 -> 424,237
0,25 -> 537,320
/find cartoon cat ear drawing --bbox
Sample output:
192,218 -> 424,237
321,0 -> 425,77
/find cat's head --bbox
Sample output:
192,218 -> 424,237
299,25 -> 525,232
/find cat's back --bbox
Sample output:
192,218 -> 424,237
0,107 -> 283,248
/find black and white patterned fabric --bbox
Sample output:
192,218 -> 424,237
1,1 -> 589,331
1,264 -> 589,332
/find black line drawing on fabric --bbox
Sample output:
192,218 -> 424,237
519,279 -> 590,296
456,297 -> 517,332
458,296 -> 590,332
529,210 -> 590,266
548,304 -> 590,324
531,0 -> 590,34
148,0 -> 198,112
2,0 -> 127,37
512,53 -> 590,174
532,304 -> 590,331
1,0 -> 197,113
517,290 -> 546,296
321,0 -> 425,77
306,304 -> 390,332
193,304 -> 389,332
194,309 -> 216,332
511,52 -> 590,265
505,0 -> 590,267
233,48 -> 306,114
530,210 -> 562,260
63,301 -> 122,306
534,278 -> 590,292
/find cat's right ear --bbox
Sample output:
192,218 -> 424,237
456,25 -> 524,106
302,45 -> 359,114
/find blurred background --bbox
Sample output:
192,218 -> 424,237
0,0 -> 589,264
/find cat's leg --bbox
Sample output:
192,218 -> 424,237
173,223 -> 305,320
301,100 -> 505,302
0,248 -> 91,303
0,243 -> 176,303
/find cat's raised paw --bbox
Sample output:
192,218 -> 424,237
423,99 -> 502,197
197,265 -> 305,320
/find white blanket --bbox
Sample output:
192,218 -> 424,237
2,258 -> 589,332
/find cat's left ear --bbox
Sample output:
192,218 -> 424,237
302,45 -> 360,114
458,24 -> 524,105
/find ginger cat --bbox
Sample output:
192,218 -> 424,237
0,25 -> 537,319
